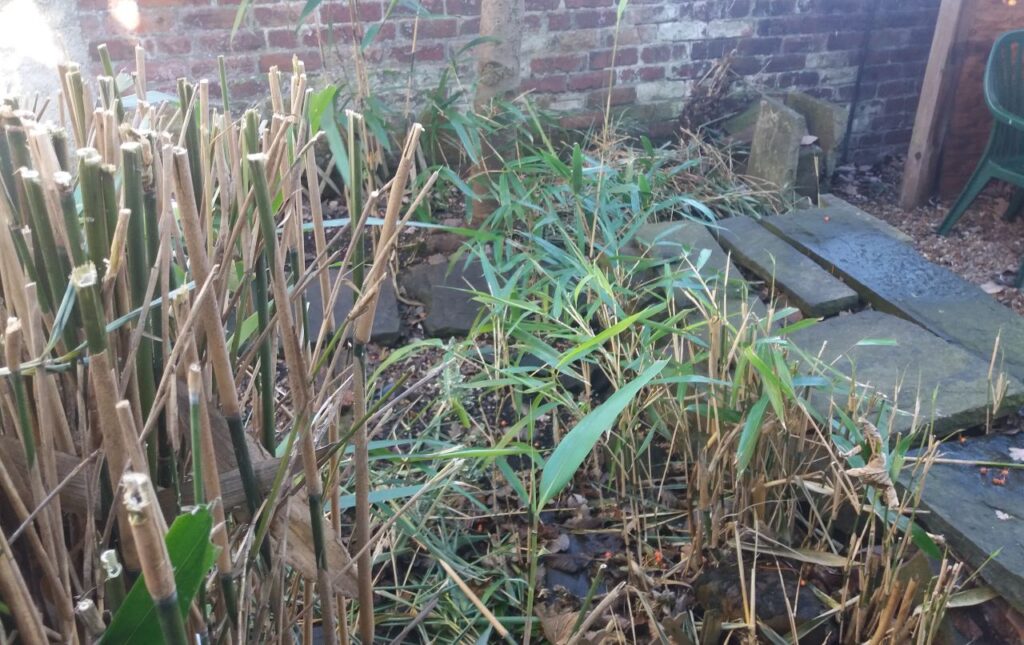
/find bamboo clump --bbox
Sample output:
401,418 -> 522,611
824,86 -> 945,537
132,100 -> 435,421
0,48 -> 427,642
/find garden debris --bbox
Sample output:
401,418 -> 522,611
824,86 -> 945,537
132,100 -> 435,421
843,418 -> 899,507
693,564 -> 829,637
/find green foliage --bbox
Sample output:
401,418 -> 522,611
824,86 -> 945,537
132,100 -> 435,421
538,360 -> 667,508
100,508 -> 216,644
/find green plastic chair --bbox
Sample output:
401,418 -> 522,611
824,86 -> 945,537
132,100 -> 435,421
937,29 -> 1024,286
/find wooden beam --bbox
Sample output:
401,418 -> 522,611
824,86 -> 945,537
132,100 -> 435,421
900,0 -> 969,209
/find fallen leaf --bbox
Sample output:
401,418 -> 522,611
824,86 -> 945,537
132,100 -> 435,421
535,605 -> 578,645
997,510 -> 1012,521
546,533 -> 571,554
981,281 -> 1005,295
1009,447 -> 1024,462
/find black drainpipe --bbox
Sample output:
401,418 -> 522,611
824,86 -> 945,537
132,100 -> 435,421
841,0 -> 882,164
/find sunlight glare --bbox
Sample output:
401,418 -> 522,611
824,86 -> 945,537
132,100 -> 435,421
0,0 -> 63,69
111,0 -> 140,31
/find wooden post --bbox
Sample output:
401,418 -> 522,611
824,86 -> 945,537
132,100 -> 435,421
900,0 -> 968,209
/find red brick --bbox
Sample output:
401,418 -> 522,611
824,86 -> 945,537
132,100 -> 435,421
153,35 -> 192,55
267,29 -> 299,48
548,13 -> 571,31
401,18 -> 458,39
531,54 -> 584,74
525,0 -> 560,9
230,79 -> 267,101
569,71 -> 611,91
146,59 -> 190,82
445,0 -> 480,15
560,112 -> 601,129
574,9 -> 616,29
89,37 -> 139,62
589,48 -> 637,70
391,43 -> 445,63
192,55 -> 256,77
641,45 -> 671,64
566,0 -> 613,7
737,37 -> 781,56
521,76 -> 567,94
320,2 -> 383,23
183,7 -> 240,30
259,51 -> 322,72
586,86 -> 635,108
619,66 -> 665,82
138,0 -> 208,6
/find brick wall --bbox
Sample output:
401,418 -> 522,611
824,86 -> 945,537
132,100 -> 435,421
73,0 -> 940,163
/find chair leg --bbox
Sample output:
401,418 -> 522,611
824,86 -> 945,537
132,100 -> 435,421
937,165 -> 993,235
1005,187 -> 1024,222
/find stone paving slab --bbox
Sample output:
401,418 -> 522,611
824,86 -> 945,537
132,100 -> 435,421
898,433 -> 1024,611
398,260 -> 488,338
789,311 -> 1024,435
635,220 -> 767,322
306,268 -> 401,345
713,216 -> 858,317
764,197 -> 1024,381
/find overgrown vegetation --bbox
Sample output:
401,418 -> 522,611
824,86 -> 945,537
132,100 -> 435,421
0,17 -> 997,645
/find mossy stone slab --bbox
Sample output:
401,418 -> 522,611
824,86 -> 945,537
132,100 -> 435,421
306,268 -> 401,345
789,311 -> 1024,435
898,433 -> 1024,611
713,216 -> 858,317
764,197 -> 1024,381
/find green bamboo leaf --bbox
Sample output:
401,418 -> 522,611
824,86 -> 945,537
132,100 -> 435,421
736,393 -> 770,474
855,338 -> 898,347
555,304 -> 663,369
308,85 -> 338,131
100,508 -> 216,644
571,143 -> 583,194
538,360 -> 667,508
298,0 -> 325,24
616,0 -> 630,20
230,0 -> 253,41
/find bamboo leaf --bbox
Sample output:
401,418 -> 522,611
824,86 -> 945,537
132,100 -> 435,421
538,360 -> 666,508
736,393 -> 770,474
100,508 -> 216,644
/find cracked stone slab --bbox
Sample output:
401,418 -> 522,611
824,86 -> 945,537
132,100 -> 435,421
714,216 -> 858,317
764,196 -> 1024,381
305,268 -> 401,345
789,311 -> 1024,435
898,433 -> 1024,612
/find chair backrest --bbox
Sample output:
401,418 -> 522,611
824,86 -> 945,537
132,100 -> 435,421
988,30 -> 1024,121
